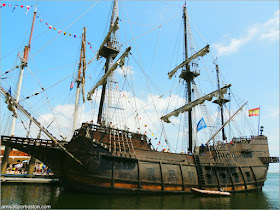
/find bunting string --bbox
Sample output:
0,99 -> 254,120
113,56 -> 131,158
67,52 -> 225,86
1,2 -> 96,53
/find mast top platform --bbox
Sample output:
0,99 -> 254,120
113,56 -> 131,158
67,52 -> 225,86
179,70 -> 200,82
99,44 -> 119,60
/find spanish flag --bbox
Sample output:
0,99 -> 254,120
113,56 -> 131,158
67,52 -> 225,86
248,107 -> 260,117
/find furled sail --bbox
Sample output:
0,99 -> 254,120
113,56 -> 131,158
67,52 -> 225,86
87,46 -> 131,100
160,84 -> 231,123
168,45 -> 210,79
96,17 -> 120,59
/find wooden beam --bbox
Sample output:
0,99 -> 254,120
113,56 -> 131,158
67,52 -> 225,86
159,161 -> 164,191
179,163 -> 185,191
239,167 -> 247,190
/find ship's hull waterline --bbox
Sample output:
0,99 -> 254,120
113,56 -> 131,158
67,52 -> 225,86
1,123 -> 272,194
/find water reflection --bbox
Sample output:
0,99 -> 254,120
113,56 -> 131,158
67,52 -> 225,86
1,174 -> 279,209
49,189 -> 273,209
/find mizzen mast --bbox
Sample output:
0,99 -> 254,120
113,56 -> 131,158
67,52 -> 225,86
213,64 -> 230,141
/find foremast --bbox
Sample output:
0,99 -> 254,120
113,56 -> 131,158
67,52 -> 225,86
1,6 -> 37,174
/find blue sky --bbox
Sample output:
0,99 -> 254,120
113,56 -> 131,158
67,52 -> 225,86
1,1 -> 279,172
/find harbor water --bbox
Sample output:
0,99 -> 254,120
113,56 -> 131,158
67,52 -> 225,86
1,173 -> 279,209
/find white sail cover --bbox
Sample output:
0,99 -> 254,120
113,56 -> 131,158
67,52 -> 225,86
168,45 -> 210,79
87,47 -> 131,100
160,84 -> 231,123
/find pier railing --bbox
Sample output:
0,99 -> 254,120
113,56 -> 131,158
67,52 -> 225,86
1,135 -> 58,148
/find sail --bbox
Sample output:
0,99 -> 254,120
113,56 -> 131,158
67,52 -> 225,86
87,46 -> 131,100
160,84 -> 231,123
168,45 -> 210,79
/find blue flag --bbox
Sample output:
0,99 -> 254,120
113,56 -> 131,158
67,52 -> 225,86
8,87 -> 12,95
12,5 -> 18,12
197,117 -> 207,132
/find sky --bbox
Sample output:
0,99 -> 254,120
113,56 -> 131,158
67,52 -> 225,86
1,0 -> 279,172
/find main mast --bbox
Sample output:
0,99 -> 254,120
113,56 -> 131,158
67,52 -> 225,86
182,6 -> 194,153
97,0 -> 119,125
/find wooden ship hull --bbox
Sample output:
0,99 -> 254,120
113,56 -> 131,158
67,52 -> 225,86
1,122 -> 277,194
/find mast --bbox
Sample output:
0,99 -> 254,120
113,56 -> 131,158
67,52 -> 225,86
213,64 -> 230,141
1,6 -> 37,174
183,6 -> 193,153
216,64 -> 225,140
97,0 -> 119,124
73,27 -> 86,131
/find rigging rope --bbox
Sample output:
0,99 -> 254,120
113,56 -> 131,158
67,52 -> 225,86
19,69 -> 78,102
27,0 -> 101,62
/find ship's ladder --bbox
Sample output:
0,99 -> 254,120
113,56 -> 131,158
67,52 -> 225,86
194,155 -> 206,190
125,132 -> 135,157
241,139 -> 252,152
108,128 -> 135,157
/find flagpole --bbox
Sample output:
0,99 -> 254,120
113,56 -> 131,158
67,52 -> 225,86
258,106 -> 261,135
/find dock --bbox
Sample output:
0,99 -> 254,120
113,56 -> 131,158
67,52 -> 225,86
1,174 -> 60,184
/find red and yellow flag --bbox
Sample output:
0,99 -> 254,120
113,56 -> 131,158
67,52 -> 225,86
248,108 -> 260,117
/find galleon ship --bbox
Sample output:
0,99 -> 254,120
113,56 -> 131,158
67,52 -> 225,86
1,1 -> 279,194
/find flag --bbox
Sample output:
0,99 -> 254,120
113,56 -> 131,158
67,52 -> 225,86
8,87 -> 11,95
9,4 -> 12,7
3,3 -> 6,7
12,5 -> 18,12
64,32 -> 67,35
49,25 -> 52,29
157,141 -> 161,146
74,35 -> 76,38
70,82 -> 74,90
248,108 -> 260,117
26,6 -> 30,14
20,5 -> 24,8
58,30 -> 62,33
40,19 -> 43,22
46,23 -> 48,25
197,117 -> 207,132
90,46 -> 92,49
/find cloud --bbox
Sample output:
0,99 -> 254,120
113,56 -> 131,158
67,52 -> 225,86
260,10 -> 279,41
213,10 -> 279,56
116,65 -> 134,77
